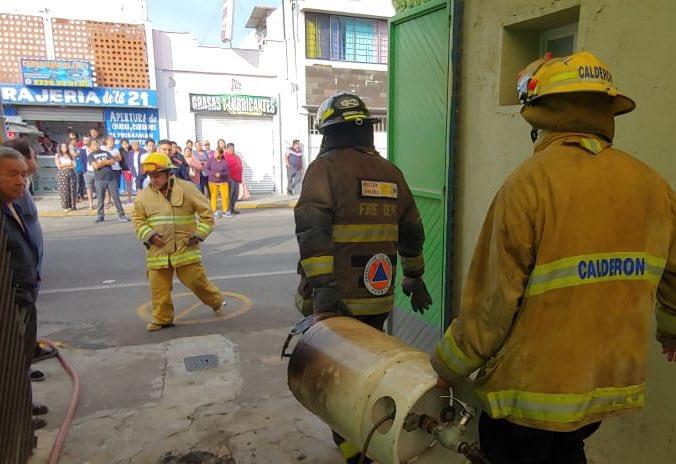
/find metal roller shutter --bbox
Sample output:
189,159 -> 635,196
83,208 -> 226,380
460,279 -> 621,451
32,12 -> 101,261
18,106 -> 104,122
195,113 -> 276,194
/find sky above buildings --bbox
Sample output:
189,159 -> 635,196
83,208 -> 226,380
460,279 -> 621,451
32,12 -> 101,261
148,0 -> 280,48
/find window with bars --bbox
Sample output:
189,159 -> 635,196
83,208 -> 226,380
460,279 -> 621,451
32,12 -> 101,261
306,13 -> 388,64
308,113 -> 387,134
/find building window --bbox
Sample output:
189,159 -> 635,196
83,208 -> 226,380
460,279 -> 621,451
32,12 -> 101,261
306,13 -> 388,64
541,23 -> 577,57
498,6 -> 580,106
308,113 -> 387,135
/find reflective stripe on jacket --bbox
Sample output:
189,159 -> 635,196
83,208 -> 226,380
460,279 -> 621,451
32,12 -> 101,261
294,147 -> 425,316
132,176 -> 214,270
436,132 -> 676,432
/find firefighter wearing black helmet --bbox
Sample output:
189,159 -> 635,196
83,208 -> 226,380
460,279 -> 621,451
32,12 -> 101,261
293,92 -> 432,463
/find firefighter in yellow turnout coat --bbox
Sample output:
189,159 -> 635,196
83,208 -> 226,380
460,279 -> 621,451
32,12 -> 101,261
432,52 -> 676,463
132,153 -> 224,331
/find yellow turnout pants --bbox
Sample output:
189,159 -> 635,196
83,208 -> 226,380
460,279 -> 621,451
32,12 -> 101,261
147,262 -> 224,325
209,182 -> 230,212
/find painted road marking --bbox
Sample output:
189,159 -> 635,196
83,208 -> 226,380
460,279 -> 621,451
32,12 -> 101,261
136,291 -> 253,325
40,270 -> 295,295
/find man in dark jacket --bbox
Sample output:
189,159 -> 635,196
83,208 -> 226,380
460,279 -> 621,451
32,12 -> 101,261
0,146 -> 47,429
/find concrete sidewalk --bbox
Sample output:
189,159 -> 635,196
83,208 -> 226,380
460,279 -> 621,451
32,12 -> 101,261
35,193 -> 298,218
31,333 -> 343,464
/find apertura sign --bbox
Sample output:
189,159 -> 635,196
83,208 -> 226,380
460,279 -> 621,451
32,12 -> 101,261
189,93 -> 277,116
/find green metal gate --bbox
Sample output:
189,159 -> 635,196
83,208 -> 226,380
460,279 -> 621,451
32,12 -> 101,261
388,0 -> 453,349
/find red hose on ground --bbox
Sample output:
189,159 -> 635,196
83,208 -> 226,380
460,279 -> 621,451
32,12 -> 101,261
39,339 -> 80,464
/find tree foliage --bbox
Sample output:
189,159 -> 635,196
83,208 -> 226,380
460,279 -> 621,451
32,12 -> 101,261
394,0 -> 434,12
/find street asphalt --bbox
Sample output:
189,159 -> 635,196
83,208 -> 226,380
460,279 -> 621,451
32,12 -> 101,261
37,208 -> 300,349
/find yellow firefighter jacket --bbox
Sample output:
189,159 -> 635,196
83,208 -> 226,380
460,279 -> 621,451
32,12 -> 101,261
436,132 -> 676,432
132,176 -> 214,270
294,147 -> 425,316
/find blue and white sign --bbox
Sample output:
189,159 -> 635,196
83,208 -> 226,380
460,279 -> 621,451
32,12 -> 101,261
21,59 -> 94,88
104,109 -> 160,145
0,84 -> 157,108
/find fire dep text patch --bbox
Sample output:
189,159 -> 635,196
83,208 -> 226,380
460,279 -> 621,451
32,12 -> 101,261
360,180 -> 398,199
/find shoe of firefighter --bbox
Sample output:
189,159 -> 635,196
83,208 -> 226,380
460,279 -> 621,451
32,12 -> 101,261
212,300 -> 227,313
146,322 -> 175,332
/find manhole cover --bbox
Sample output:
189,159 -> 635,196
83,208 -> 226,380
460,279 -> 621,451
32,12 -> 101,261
183,354 -> 219,372
159,451 -> 235,464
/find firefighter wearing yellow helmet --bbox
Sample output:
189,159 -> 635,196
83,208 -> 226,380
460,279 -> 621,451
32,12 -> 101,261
132,153 -> 225,331
432,51 -> 676,463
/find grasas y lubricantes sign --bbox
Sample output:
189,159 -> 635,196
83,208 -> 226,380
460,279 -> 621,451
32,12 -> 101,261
189,93 -> 277,116
0,84 -> 157,108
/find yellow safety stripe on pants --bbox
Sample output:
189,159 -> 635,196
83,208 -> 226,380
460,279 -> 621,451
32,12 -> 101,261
338,441 -> 361,460
401,254 -> 424,274
476,384 -> 645,424
343,295 -> 394,316
525,252 -> 665,297
146,255 -> 170,269
332,224 -> 398,243
300,255 -> 334,278
169,250 -> 202,267
137,224 -> 154,242
580,138 -> 604,154
656,303 -> 676,335
147,214 -> 196,226
196,221 -> 213,236
436,330 -> 485,377
146,250 -> 201,270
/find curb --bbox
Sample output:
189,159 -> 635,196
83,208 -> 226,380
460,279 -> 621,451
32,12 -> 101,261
37,200 -> 297,218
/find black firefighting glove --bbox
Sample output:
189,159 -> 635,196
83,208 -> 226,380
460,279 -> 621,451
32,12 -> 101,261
187,235 -> 202,246
402,277 -> 432,314
312,284 -> 348,315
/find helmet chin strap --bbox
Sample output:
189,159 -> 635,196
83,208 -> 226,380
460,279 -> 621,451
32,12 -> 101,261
530,128 -> 539,143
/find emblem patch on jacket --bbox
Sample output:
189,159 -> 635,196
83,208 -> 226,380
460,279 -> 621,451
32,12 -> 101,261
361,180 -> 398,199
364,254 -> 393,296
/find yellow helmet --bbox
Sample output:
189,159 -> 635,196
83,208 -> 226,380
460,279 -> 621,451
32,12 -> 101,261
141,152 -> 172,173
518,51 -> 635,115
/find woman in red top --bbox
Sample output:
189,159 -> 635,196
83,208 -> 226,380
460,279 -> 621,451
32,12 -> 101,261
225,143 -> 243,215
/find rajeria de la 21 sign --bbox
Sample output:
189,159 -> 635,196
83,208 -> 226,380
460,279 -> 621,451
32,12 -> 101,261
189,93 -> 277,116
0,84 -> 157,108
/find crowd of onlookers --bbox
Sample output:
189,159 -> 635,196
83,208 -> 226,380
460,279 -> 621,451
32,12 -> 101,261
46,127 -> 252,221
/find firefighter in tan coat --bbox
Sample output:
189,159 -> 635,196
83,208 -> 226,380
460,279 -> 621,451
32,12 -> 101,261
132,153 -> 224,331
294,93 -> 432,463
432,51 -> 676,463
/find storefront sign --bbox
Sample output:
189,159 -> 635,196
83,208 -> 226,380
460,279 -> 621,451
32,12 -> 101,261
189,93 -> 277,116
21,59 -> 95,88
104,108 -> 160,145
0,84 -> 157,108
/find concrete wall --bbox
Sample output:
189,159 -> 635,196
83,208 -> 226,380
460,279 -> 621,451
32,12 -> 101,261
455,1 -> 676,461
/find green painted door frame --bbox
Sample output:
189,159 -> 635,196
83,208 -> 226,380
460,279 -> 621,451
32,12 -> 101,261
388,0 -> 457,349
